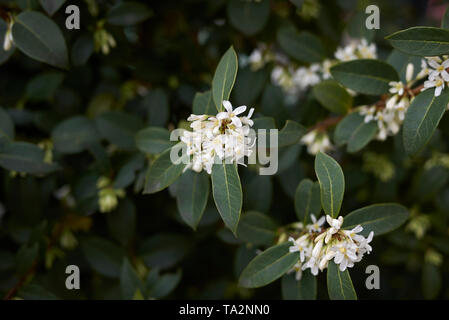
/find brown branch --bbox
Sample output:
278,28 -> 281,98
3,261 -> 38,300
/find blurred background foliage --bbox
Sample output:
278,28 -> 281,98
1,0 -> 449,300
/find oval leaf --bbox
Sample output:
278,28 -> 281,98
342,203 -> 409,237
227,0 -> 270,36
135,127 -> 175,154
236,211 -> 277,246
12,11 -> 69,69
107,2 -> 152,26
330,59 -> 399,95
334,112 -> 377,153
52,116 -> 100,154
192,90 -> 215,115
327,261 -> 357,300
313,80 -> 352,114
386,27 -> 449,57
212,47 -> 238,111
239,242 -> 300,288
315,152 -> 345,218
277,26 -> 325,63
211,163 -> 242,234
176,170 -> 210,230
143,145 -> 187,194
403,88 -> 449,155
294,179 -> 321,222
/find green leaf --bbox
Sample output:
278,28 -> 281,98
212,46 -> 238,111
342,203 -> 409,237
0,108 -> 14,141
233,67 -> 267,106
239,242 -> 300,288
81,236 -> 125,278
143,145 -> 187,194
211,163 -> 242,234
236,211 -> 277,246
95,111 -> 144,150
403,88 -> 449,155
386,27 -> 449,57
176,170 -> 210,230
330,59 -> 399,95
12,11 -> 69,69
135,127 -> 175,154
244,175 -> 272,213
139,234 -> 191,269
227,0 -> 270,36
314,152 -> 345,218
294,179 -> 321,223
52,116 -> 100,154
334,112 -> 377,153
387,49 -> 422,83
113,154 -> 145,189
281,270 -> 317,300
148,269 -> 182,299
0,142 -> 59,175
327,261 -> 357,300
25,72 -> 64,101
71,34 -> 94,66
107,2 -> 152,26
278,120 -> 306,148
192,90 -> 215,115
120,258 -> 144,300
142,89 -> 169,127
277,26 -> 325,63
312,80 -> 352,114
40,0 -> 66,16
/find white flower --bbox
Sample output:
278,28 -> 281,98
389,81 -> 404,96
357,39 -> 377,59
422,76 -> 445,97
428,59 -> 449,81
335,44 -> 357,61
331,241 -> 358,271
359,105 -> 376,123
325,215 -> 343,243
307,214 -> 325,232
288,235 -> 310,262
417,59 -> 431,79
301,130 -> 333,155
287,262 -> 303,280
217,101 -> 247,127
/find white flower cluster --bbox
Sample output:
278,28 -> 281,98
420,56 -> 449,97
358,62 -> 428,141
246,38 -> 377,102
287,214 -> 374,280
180,101 -> 255,174
300,129 -> 333,155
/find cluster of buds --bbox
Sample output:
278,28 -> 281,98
300,129 -> 333,155
246,38 -> 377,103
97,177 -> 125,213
180,100 -> 255,174
287,214 -> 374,280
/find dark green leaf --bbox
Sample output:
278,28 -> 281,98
334,112 -> 377,153
386,27 -> 449,56
403,88 -> 449,155
327,261 -> 357,300
315,152 -> 345,218
294,179 -> 321,223
212,46 -> 238,111
342,203 -> 409,237
330,59 -> 399,95
12,11 -> 69,69
227,0 -> 270,36
107,2 -> 152,26
239,242 -> 300,288
176,170 -> 210,230
313,80 -> 352,114
211,163 -> 243,234
281,270 -> 317,300
277,26 -> 325,63
135,127 -> 175,154
52,116 -> 100,154
236,211 -> 277,246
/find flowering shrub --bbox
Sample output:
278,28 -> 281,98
0,0 -> 449,300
